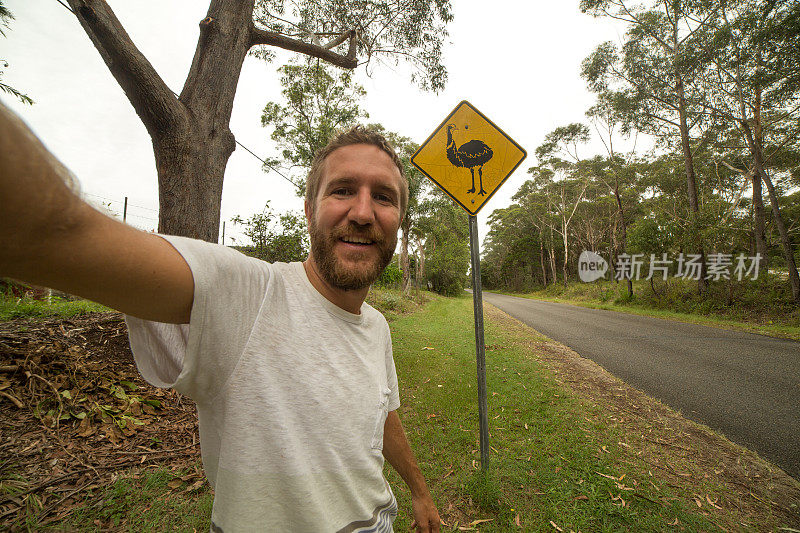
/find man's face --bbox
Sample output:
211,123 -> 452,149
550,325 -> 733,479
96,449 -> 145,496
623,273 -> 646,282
306,144 -> 403,291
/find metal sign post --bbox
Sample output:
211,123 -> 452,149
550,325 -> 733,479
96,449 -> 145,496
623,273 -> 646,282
411,100 -> 526,472
468,214 -> 490,469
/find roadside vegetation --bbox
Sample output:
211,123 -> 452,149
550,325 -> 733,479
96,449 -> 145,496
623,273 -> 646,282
386,295 -> 800,531
498,276 -> 800,340
0,284 -> 111,321
3,290 -> 798,530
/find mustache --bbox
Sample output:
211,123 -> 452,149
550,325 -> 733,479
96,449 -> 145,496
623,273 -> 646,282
330,224 -> 386,244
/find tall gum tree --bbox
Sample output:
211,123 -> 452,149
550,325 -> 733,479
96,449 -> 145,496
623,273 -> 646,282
64,0 -> 452,242
581,0 -> 716,293
688,0 -> 800,302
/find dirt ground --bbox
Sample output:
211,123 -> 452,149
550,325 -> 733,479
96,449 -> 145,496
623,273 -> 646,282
485,304 -> 800,530
0,313 -> 202,530
1,309 -> 799,530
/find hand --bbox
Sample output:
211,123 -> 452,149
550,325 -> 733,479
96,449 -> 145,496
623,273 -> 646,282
410,493 -> 441,533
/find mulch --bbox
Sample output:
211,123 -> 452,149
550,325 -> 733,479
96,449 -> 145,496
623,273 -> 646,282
0,312 -> 203,530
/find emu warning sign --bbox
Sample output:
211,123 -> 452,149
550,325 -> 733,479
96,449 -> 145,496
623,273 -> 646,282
411,100 -> 527,215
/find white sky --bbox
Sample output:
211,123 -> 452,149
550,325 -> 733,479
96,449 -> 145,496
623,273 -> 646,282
1,0 -> 627,245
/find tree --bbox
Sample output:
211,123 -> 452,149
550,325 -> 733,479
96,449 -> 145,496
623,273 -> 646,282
415,191 -> 469,296
365,125 -> 429,295
687,0 -> 800,302
533,124 -> 591,287
581,0 -> 715,293
63,0 -> 453,242
231,202 -> 308,263
261,60 -> 367,193
0,1 -> 33,105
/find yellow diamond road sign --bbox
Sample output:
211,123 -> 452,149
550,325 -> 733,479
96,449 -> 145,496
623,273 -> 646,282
411,100 -> 527,215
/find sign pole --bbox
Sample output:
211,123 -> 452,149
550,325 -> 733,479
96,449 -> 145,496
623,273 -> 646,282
468,214 -> 490,469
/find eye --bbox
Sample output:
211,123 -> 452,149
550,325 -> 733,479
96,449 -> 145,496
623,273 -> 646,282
331,187 -> 353,196
374,192 -> 397,205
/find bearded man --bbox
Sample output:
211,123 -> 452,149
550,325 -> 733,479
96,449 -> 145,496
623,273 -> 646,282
0,102 -> 441,532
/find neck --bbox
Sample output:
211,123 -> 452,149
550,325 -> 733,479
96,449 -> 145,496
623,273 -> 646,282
302,256 -> 368,315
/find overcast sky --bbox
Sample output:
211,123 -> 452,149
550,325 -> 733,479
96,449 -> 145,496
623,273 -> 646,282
1,0 -> 628,244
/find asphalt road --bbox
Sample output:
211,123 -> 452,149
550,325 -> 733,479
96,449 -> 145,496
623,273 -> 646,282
481,292 -> 800,479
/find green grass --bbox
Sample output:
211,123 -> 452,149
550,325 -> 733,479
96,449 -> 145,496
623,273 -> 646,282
385,295 -> 761,531
27,290 -> 789,531
497,277 -> 800,341
38,467 -> 213,531
0,294 -> 112,321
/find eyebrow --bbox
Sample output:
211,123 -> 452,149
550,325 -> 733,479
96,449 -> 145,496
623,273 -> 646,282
325,177 -> 399,197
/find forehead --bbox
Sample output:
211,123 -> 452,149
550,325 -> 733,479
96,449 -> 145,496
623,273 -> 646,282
320,144 -> 402,192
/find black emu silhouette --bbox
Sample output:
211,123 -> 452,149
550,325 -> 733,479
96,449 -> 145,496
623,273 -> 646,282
446,124 -> 493,195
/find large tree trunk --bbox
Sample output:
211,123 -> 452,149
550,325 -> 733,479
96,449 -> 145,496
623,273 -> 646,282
612,173 -> 632,296
742,123 -> 800,303
751,169 -> 769,269
539,235 -> 547,288
676,77 -> 708,294
400,225 -> 410,294
67,0 -> 356,242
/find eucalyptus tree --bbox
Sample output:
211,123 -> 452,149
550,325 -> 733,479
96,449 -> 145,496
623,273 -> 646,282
581,0 -> 715,292
0,1 -> 32,104
688,0 -> 800,301
586,93 -> 640,294
62,0 -> 452,242
533,124 -> 592,287
365,125 -> 429,295
415,190 -> 469,296
261,59 -> 367,193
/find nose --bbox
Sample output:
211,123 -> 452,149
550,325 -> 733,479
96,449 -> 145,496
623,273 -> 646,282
348,188 -> 376,226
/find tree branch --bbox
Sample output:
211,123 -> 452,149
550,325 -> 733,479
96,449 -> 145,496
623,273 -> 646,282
65,0 -> 186,137
249,26 -> 357,69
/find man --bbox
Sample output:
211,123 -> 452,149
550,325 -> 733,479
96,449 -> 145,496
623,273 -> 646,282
0,102 -> 441,532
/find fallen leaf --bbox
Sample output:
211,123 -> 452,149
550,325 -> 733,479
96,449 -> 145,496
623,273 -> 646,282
515,514 -> 521,527
705,494 -> 722,509
469,519 -> 493,526
550,521 -> 563,532
572,495 -> 588,501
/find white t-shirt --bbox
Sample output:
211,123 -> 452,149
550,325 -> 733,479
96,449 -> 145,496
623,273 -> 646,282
125,235 -> 401,532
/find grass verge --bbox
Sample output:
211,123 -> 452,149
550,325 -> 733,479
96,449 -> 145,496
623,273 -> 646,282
386,295 -> 800,531
33,467 -> 214,531
21,291 -> 799,531
0,294 -> 111,321
498,278 -> 800,341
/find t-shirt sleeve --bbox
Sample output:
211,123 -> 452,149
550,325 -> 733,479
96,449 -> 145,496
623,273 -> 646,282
125,235 -> 270,403
384,320 -> 401,412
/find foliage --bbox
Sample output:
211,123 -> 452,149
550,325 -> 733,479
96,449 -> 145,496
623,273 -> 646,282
231,202 -> 308,263
261,60 -> 367,193
0,1 -> 33,105
375,256 -> 403,288
484,0 -> 800,310
415,191 -> 470,296
252,0 -> 453,92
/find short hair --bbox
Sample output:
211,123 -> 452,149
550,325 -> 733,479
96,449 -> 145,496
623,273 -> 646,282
305,126 -> 409,219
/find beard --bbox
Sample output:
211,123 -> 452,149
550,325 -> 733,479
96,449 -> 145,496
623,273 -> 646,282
308,216 -> 397,292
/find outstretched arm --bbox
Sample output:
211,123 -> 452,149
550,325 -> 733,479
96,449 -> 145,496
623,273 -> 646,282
0,102 -> 193,323
382,410 -> 441,533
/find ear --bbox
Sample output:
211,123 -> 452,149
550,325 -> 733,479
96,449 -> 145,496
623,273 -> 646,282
304,199 -> 311,226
